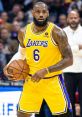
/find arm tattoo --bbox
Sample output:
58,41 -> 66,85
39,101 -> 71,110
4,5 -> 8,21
48,27 -> 73,73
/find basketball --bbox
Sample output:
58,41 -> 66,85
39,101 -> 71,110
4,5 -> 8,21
7,59 -> 30,81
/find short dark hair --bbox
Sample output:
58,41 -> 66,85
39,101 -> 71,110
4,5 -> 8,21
33,2 -> 48,10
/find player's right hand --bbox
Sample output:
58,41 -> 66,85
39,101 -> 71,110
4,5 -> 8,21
3,65 -> 15,81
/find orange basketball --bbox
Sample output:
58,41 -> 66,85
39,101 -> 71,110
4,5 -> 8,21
7,59 -> 30,81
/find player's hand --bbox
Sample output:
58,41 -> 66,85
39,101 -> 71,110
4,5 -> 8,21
31,68 -> 48,82
3,65 -> 16,81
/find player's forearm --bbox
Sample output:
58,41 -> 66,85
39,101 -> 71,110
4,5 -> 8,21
48,58 -> 73,73
50,26 -> 73,73
7,45 -> 26,65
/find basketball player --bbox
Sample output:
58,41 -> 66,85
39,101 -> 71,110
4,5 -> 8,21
4,2 -> 73,117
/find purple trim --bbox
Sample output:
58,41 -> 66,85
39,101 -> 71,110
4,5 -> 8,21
59,75 -> 72,112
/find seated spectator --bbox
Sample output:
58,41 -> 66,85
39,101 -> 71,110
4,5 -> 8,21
68,0 -> 82,13
0,41 -> 7,80
47,0 -> 67,23
0,0 -> 4,12
58,14 -> 67,28
14,11 -> 27,27
0,28 -> 11,54
11,21 -> 21,40
0,18 -> 4,31
8,4 -> 22,23
23,0 -> 33,12
0,12 -> 12,31
6,39 -> 19,63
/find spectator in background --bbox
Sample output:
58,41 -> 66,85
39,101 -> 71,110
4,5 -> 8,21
53,0 -> 67,23
8,4 -> 22,23
0,0 -> 4,12
0,41 -> 7,67
48,0 -> 67,23
1,0 -> 24,12
0,41 -> 7,80
63,10 -> 82,117
11,21 -> 20,40
68,0 -> 82,13
1,0 -> 14,12
0,12 -> 12,31
24,0 -> 34,23
0,28 -> 11,54
23,0 -> 33,12
25,9 -> 33,23
0,18 -> 4,31
14,11 -> 27,27
45,0 -> 57,22
6,39 -> 19,63
78,3 -> 82,25
58,14 -> 67,28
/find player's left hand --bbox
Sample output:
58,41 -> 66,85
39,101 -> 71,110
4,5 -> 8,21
31,68 -> 48,82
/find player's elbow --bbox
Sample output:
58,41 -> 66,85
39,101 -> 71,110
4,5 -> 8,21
67,56 -> 73,66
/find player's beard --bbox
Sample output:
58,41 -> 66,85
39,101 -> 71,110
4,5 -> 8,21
33,17 -> 48,27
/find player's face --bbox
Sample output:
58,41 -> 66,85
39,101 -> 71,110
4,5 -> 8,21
32,5 -> 49,27
67,12 -> 80,29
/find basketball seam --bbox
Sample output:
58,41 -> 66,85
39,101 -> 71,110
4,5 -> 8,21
15,60 -> 24,79
14,72 -> 22,80
13,73 -> 23,75
15,60 -> 29,73
9,66 -> 29,74
15,60 -> 25,79
15,60 -> 23,69
8,66 -> 21,71
11,60 -> 29,80
22,71 -> 29,74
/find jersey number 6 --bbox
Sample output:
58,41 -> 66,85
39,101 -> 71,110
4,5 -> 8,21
33,49 -> 40,61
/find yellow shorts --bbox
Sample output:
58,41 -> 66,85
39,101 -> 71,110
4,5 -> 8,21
18,75 -> 71,115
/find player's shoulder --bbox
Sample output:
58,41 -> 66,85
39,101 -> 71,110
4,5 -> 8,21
18,23 -> 32,47
19,27 -> 26,35
51,23 -> 68,45
48,22 -> 62,34
52,23 -> 64,37
19,22 -> 32,35
54,24 -> 63,32
19,22 -> 32,34
18,27 -> 25,40
18,27 -> 26,47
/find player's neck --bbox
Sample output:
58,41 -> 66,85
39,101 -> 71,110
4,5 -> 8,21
33,23 -> 48,33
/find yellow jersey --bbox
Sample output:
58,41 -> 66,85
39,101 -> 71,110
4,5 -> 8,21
23,22 -> 62,78
18,22 -> 72,115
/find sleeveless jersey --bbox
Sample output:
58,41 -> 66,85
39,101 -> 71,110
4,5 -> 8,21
23,22 -> 62,78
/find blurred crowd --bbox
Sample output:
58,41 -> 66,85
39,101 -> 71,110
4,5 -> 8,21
0,0 -> 82,85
